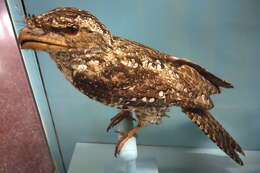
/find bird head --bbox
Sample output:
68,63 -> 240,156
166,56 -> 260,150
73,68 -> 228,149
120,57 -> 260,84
19,8 -> 113,52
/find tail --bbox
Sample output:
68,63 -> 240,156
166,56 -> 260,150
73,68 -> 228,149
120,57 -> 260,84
182,107 -> 245,165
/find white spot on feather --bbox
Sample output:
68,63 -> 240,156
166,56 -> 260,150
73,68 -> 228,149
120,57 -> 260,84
128,86 -> 136,91
156,64 -> 162,70
142,60 -> 148,67
121,60 -> 128,66
159,91 -> 164,97
149,98 -> 155,102
176,83 -> 183,90
148,62 -> 153,68
94,60 -> 99,65
175,73 -> 180,79
131,98 -> 137,101
76,64 -> 87,71
127,61 -> 133,67
88,60 -> 99,66
133,63 -> 138,68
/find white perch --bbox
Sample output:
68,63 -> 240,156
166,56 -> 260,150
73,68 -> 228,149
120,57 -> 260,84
118,113 -> 137,173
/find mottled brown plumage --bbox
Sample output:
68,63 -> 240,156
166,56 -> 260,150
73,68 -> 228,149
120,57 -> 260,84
18,8 -> 244,165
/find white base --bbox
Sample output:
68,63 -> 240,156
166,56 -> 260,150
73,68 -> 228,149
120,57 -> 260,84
68,143 -> 260,173
105,158 -> 158,173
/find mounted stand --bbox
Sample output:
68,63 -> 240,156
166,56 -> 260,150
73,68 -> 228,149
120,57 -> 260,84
118,114 -> 138,173
106,113 -> 159,173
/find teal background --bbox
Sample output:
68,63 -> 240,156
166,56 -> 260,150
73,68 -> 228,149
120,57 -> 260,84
8,0 -> 260,170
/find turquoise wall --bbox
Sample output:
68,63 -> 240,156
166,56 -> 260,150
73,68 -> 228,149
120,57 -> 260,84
8,0 -> 260,169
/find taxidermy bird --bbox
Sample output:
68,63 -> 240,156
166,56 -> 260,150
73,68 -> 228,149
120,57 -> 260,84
19,8 -> 245,165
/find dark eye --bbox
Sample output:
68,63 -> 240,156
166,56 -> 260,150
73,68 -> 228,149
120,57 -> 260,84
65,25 -> 79,35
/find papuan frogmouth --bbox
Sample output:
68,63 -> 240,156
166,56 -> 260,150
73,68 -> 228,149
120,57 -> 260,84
18,8 -> 245,165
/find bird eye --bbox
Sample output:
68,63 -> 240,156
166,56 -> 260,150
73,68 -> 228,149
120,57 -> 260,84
65,25 -> 79,35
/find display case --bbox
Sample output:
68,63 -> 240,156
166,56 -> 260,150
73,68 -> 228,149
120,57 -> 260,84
5,0 -> 260,172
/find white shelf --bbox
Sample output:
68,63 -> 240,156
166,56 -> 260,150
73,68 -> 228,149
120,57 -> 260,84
68,143 -> 260,173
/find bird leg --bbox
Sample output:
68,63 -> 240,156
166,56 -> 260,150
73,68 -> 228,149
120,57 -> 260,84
106,110 -> 135,132
114,123 -> 144,157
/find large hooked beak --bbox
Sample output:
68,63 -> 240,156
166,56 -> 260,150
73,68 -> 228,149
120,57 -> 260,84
19,26 -> 68,51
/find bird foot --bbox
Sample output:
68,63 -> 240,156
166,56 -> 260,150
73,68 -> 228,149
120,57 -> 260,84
107,111 -> 135,132
114,124 -> 143,157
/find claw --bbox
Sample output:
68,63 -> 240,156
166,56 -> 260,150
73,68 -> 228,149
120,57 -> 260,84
114,134 -> 128,157
114,124 -> 143,157
107,111 -> 133,132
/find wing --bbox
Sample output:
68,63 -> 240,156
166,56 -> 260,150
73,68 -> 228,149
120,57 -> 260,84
98,55 -> 217,110
167,56 -> 234,93
112,37 -> 233,108
113,36 -> 234,93
73,37 -> 234,110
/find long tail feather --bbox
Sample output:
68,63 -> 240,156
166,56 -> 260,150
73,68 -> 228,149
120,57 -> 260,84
182,107 -> 245,165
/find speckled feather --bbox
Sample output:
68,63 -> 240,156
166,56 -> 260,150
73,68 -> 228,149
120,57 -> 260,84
19,8 -> 244,165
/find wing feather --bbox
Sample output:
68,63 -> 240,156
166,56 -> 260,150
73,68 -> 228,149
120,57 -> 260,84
168,57 -> 234,93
